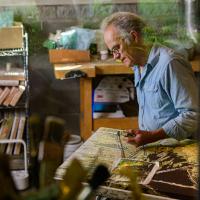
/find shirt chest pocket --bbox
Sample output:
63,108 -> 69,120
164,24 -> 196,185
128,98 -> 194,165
143,84 -> 162,108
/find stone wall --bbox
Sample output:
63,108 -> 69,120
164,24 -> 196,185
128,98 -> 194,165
38,3 -> 137,34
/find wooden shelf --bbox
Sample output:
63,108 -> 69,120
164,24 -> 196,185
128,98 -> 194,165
93,117 -> 138,131
54,63 -> 96,78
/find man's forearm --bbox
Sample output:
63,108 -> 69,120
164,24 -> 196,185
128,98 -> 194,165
150,128 -> 168,142
162,111 -> 198,140
127,128 -> 168,146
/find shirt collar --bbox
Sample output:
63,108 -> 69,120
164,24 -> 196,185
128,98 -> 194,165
146,43 -> 160,68
133,44 -> 161,87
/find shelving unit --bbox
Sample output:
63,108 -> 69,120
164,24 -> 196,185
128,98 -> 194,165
0,32 -> 29,170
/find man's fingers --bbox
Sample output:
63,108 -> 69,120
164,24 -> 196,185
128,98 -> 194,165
126,129 -> 134,133
125,129 -> 136,137
134,129 -> 141,135
127,136 -> 136,143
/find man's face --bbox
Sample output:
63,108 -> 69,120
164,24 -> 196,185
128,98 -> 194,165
104,25 -> 143,67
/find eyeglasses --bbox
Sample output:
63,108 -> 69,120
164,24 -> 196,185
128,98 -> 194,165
110,44 -> 121,56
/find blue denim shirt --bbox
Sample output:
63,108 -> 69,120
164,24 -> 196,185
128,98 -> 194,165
133,44 -> 198,140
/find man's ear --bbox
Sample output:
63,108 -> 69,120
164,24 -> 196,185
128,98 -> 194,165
130,30 -> 139,43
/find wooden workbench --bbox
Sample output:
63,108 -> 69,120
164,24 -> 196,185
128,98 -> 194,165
55,127 -> 198,200
53,56 -> 199,140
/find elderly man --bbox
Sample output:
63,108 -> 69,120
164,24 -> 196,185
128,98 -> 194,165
101,12 -> 198,146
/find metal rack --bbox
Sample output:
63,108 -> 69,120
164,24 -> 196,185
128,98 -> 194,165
0,32 -> 29,169
0,139 -> 29,190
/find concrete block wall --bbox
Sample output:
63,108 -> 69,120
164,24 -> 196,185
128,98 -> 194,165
38,3 -> 137,34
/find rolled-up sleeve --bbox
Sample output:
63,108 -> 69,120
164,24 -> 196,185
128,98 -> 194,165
162,58 -> 198,140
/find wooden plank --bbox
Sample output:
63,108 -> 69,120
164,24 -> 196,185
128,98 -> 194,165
95,63 -> 133,75
49,49 -> 90,64
93,117 -> 138,131
54,63 -> 96,79
80,78 -> 93,141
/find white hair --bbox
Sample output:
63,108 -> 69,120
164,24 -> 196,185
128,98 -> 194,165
101,12 -> 146,44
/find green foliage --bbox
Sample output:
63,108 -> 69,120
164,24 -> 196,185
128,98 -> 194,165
138,0 -> 181,19
83,0 -> 113,29
13,6 -> 40,23
92,0 -> 112,19
23,22 -> 47,55
13,8 -> 46,55
138,0 -> 185,44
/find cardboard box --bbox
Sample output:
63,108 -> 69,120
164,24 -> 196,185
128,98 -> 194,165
0,22 -> 23,49
94,88 -> 130,103
49,49 -> 90,64
94,76 -> 134,103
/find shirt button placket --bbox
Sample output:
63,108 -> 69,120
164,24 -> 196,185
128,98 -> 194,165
140,89 -> 145,129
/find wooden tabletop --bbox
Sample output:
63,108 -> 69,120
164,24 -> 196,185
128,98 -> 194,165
53,56 -> 199,79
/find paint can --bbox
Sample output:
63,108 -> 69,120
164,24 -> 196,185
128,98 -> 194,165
63,134 -> 83,161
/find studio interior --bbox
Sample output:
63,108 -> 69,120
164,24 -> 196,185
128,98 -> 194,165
0,0 -> 200,200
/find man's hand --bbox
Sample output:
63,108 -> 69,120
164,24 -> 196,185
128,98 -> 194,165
125,129 -> 167,146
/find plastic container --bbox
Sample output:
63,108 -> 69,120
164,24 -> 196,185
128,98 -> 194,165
63,134 -> 83,161
100,50 -> 109,60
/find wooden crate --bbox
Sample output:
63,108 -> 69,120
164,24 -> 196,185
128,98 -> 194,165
0,22 -> 23,49
49,49 -> 90,64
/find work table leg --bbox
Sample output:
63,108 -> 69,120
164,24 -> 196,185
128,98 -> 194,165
80,78 -> 93,141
